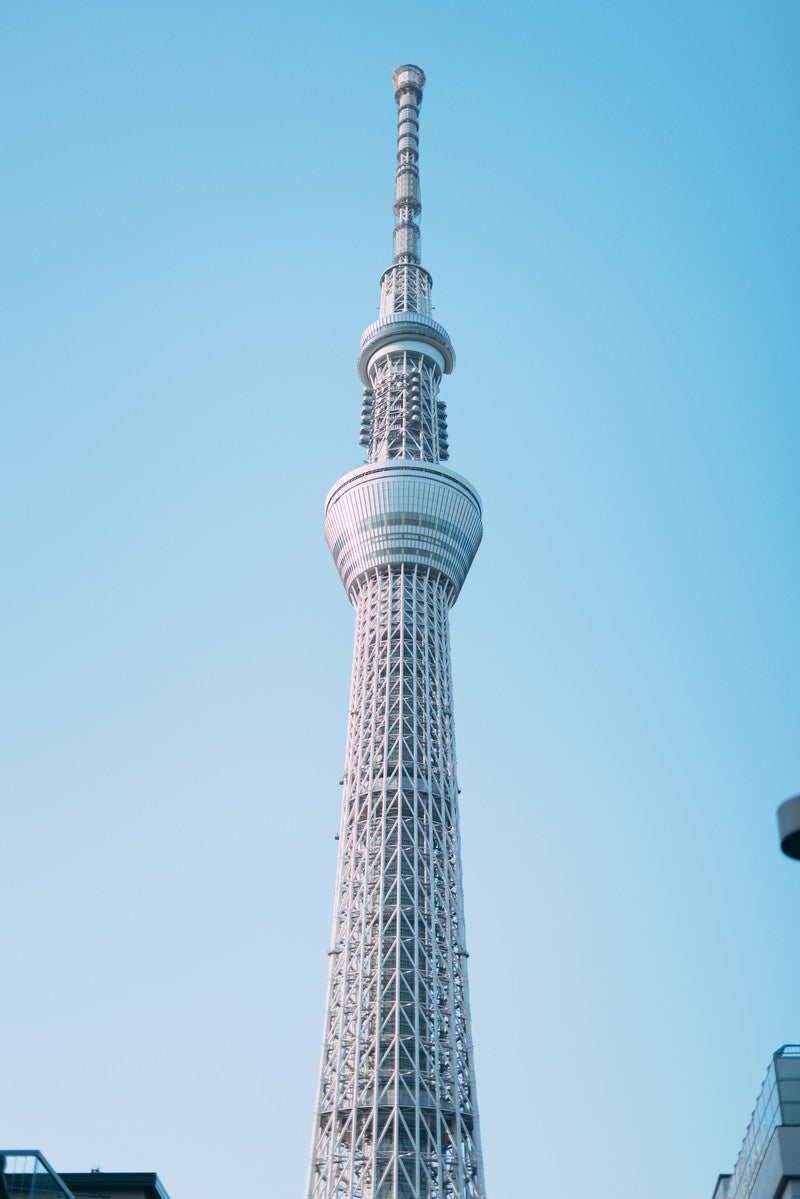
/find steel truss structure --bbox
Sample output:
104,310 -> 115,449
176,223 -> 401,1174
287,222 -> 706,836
306,65 -> 488,1199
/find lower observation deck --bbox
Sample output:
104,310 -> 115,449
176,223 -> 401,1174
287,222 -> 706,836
324,460 -> 482,600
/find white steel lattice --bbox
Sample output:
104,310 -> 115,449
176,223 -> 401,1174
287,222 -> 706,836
366,352 -> 444,463
379,265 -> 433,319
307,566 -> 486,1199
306,63 -> 488,1199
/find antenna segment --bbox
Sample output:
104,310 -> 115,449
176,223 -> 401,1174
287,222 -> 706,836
358,66 -> 454,465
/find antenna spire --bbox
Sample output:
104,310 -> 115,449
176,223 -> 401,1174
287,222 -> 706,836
374,64 -> 438,322
356,65 -> 455,463
391,63 -> 425,265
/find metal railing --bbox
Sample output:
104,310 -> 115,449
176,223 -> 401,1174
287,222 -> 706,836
727,1045 -> 800,1199
0,1152 -> 75,1198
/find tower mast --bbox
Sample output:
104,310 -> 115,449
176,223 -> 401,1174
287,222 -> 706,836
307,65 -> 488,1199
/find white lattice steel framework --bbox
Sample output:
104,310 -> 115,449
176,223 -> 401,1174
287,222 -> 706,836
306,66 -> 488,1199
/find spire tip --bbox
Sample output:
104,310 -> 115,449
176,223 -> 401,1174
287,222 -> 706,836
392,64 -> 426,98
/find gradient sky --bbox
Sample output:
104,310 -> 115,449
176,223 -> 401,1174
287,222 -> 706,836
2,4 -> 798,1198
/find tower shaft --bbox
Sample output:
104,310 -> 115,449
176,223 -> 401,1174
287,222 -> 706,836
307,66 -> 487,1199
310,565 -> 484,1199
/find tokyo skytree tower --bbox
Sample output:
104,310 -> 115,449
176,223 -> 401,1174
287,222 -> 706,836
306,65 -> 487,1199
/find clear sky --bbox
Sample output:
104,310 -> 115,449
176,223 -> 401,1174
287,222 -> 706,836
2,3 -> 798,1197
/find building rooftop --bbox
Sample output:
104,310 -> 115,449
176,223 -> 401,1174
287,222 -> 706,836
60,1172 -> 172,1199
715,1046 -> 800,1199
0,1152 -> 171,1199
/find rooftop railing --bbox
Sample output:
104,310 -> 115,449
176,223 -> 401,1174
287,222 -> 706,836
0,1151 -> 76,1198
727,1045 -> 800,1199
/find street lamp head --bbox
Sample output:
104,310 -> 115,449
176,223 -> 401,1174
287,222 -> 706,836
777,795 -> 800,860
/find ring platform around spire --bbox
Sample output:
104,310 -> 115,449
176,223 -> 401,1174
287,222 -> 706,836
358,312 -> 456,383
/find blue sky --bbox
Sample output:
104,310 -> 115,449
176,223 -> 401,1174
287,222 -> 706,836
2,3 -> 798,1197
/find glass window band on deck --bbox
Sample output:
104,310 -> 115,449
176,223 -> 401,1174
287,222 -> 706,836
330,511 -> 476,562
324,460 -> 483,599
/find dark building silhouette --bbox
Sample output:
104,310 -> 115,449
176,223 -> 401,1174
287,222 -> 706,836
0,1152 -> 170,1199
